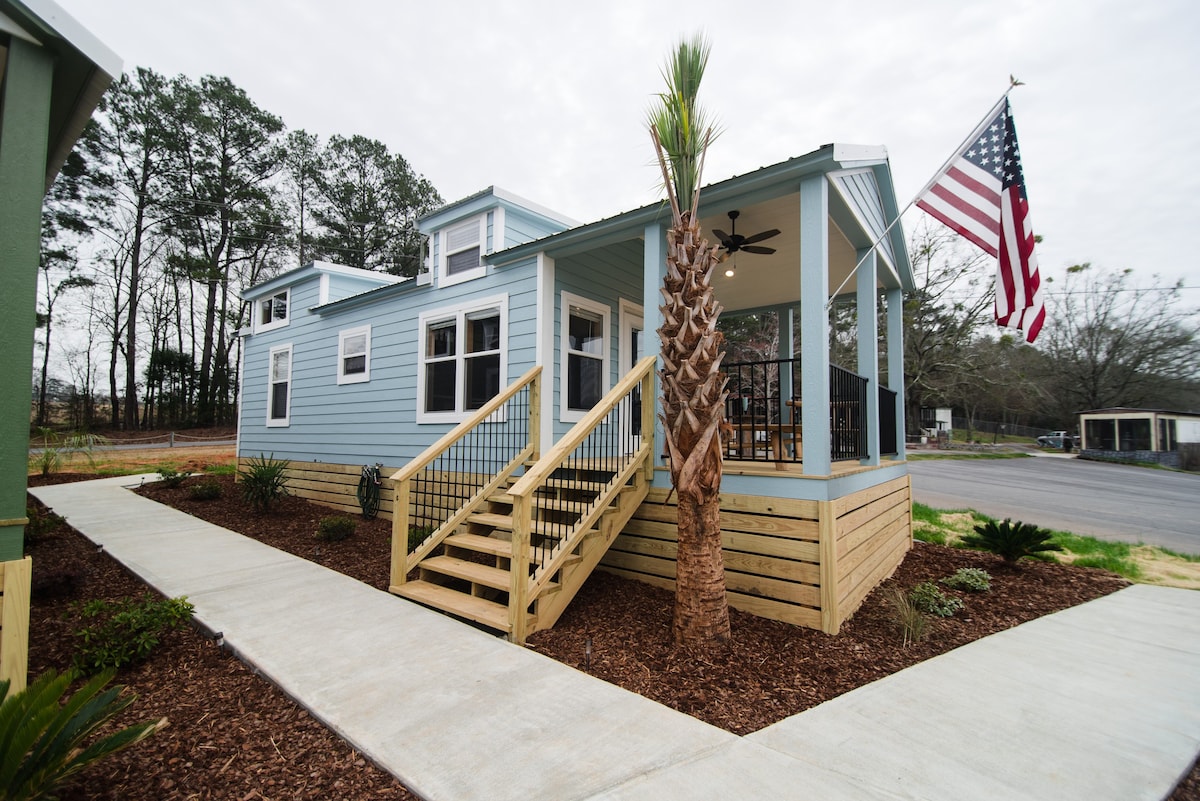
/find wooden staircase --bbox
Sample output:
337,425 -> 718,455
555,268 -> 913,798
392,459 -> 649,638
388,356 -> 657,643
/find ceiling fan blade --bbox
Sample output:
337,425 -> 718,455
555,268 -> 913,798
740,228 -> 781,245
712,229 -> 731,243
741,245 -> 777,255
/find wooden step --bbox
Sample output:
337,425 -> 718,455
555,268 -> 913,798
469,512 -> 598,539
393,580 -> 531,634
444,532 -> 513,558
420,555 -> 511,591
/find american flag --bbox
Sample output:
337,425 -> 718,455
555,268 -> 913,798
916,98 -> 1045,343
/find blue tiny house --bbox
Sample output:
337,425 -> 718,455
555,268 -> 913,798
239,146 -> 916,641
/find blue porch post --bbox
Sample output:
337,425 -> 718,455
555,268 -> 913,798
643,222 -> 668,482
0,38 -> 54,561
799,175 -> 831,475
856,248 -> 880,466
887,287 -> 906,456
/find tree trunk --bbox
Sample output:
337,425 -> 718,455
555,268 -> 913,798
658,211 -> 731,646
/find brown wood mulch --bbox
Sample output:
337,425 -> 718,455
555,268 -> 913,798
23,472 -> 1198,800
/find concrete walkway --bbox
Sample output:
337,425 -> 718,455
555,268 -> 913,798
30,475 -> 1200,801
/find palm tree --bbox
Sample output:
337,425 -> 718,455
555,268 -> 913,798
648,35 -> 730,645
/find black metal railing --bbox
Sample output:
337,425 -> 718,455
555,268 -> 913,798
409,387 -> 532,538
879,386 -> 898,456
724,358 -> 877,463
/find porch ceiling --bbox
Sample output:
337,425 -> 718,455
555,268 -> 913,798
699,194 -> 861,315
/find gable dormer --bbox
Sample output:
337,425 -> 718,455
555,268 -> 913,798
418,187 -> 576,288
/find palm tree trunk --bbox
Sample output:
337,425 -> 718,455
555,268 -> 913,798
659,212 -> 730,645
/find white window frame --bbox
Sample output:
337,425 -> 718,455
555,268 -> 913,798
256,288 -> 290,333
417,293 -> 508,423
438,216 -> 487,287
337,325 -> 371,385
560,292 -> 610,424
266,343 -> 293,427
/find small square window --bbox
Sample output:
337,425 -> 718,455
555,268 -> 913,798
258,290 -> 290,332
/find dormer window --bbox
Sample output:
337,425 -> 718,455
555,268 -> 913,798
257,289 -> 290,332
439,217 -> 486,286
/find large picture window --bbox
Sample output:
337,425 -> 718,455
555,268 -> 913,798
267,344 -> 292,426
560,293 -> 609,423
417,295 -> 508,422
337,325 -> 371,385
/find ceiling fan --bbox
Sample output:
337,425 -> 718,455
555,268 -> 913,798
713,210 -> 780,255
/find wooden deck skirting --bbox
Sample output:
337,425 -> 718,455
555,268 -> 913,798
245,457 -> 911,635
601,475 -> 911,634
0,557 -> 32,692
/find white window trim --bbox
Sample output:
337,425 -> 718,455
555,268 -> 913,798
266,343 -> 293,427
255,288 -> 290,333
560,292 -> 610,424
416,293 -> 508,424
437,215 -> 487,288
337,325 -> 371,385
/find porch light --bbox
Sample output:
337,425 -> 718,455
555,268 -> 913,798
725,258 -> 737,278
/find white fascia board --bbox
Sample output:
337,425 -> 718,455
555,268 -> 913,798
16,0 -> 122,78
832,143 -> 889,166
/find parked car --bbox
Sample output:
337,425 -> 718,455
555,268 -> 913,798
1036,431 -> 1075,449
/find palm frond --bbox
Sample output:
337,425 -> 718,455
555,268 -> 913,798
648,34 -> 719,220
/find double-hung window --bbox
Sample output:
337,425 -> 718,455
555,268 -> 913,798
337,325 -> 371,384
257,289 -> 289,332
418,295 -> 507,422
440,217 -> 486,286
267,344 -> 292,426
560,293 -> 609,422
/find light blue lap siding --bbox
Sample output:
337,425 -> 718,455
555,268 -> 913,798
238,258 -> 539,468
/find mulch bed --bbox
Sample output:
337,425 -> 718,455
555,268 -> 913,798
24,472 -> 1198,800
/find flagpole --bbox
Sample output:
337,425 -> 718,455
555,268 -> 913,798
824,78 -> 1024,309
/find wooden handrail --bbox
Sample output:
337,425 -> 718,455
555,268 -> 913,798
389,365 -> 542,485
508,355 -> 656,499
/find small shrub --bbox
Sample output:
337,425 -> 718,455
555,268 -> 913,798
188,478 -> 222,501
909,581 -> 964,618
71,594 -> 194,674
31,427 -> 63,477
0,669 -> 165,801
240,454 -> 290,513
24,504 -> 65,543
960,518 -> 1064,564
408,524 -> 435,553
884,586 -> 929,646
156,466 -> 189,488
316,515 -> 356,542
940,567 -> 992,592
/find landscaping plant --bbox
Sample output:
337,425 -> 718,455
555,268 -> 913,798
188,478 -> 222,501
884,586 -> 929,647
940,567 -> 992,592
961,518 -> 1064,564
908,581 -> 964,618
239,454 -> 290,513
0,669 -> 164,801
155,466 -> 189,488
316,515 -> 356,542
71,595 -> 194,674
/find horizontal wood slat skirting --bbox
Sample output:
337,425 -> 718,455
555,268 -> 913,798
253,460 -> 910,637
602,478 -> 910,635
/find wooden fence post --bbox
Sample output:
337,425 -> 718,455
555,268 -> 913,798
508,494 -> 532,644
390,479 -> 411,590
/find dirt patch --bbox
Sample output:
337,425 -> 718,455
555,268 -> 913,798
26,472 -> 1198,799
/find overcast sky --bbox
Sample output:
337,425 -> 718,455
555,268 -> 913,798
53,0 -> 1200,295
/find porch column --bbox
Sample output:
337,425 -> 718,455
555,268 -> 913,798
0,38 -> 54,562
799,175 -> 831,475
886,287 -> 906,457
856,248 -> 880,466
644,222 -> 668,482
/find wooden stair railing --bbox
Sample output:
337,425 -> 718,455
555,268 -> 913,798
388,365 -> 541,592
389,357 -> 656,644
505,355 -> 657,643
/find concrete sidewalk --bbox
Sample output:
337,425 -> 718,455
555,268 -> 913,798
30,475 -> 1200,801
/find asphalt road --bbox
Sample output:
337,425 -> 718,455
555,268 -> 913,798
907,455 -> 1200,555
